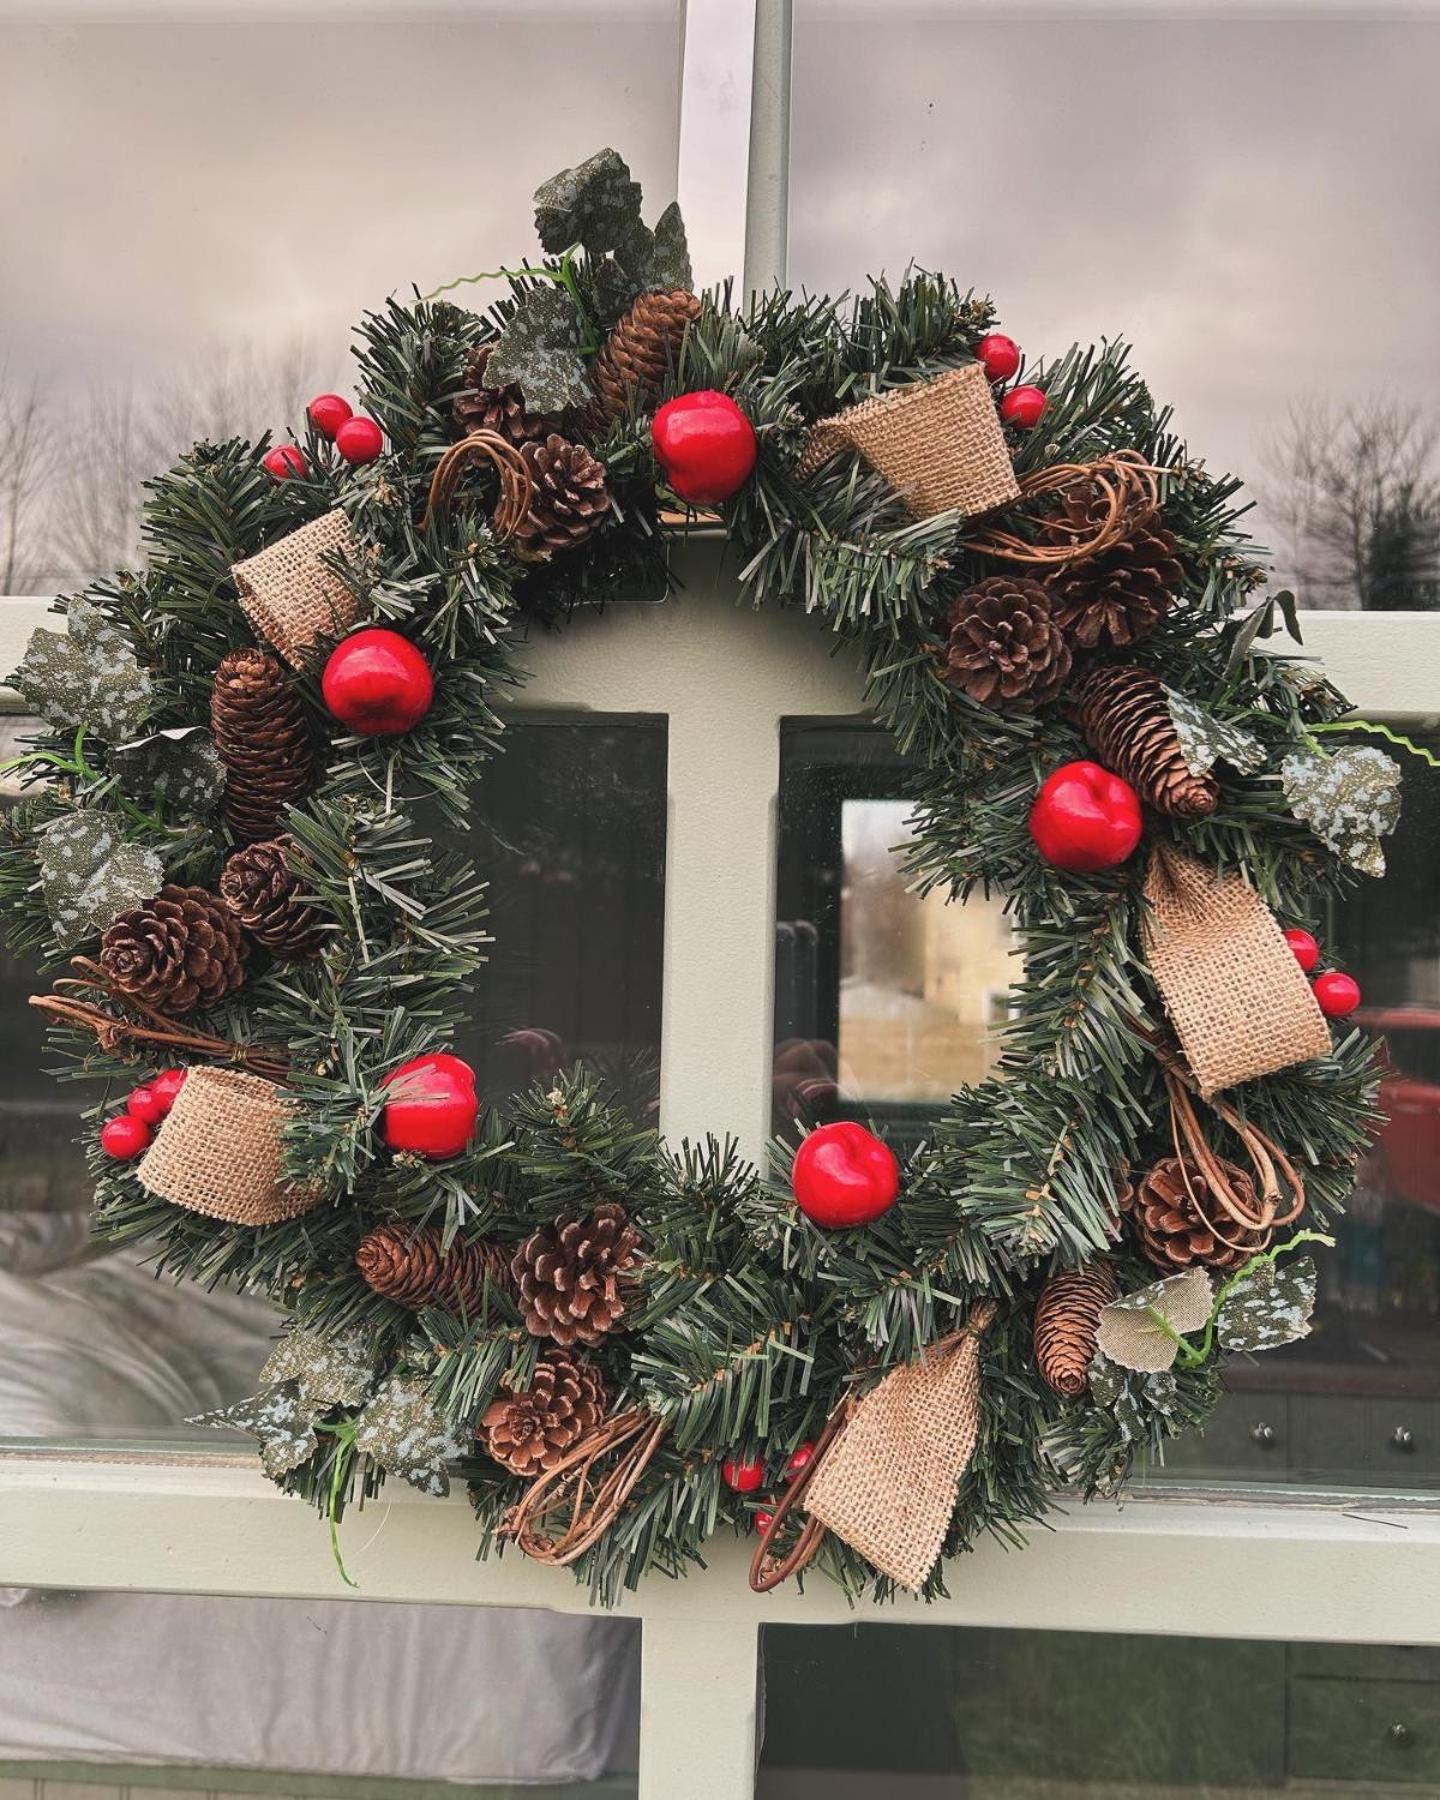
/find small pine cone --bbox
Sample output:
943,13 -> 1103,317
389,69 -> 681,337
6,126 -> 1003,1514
512,1202 -> 642,1348
453,344 -> 559,447
100,883 -> 248,1015
589,289 -> 702,426
1075,662 -> 1219,818
942,576 -> 1072,711
514,434 -> 612,560
211,648 -> 316,841
1044,488 -> 1184,650
356,1223 -> 513,1314
219,836 -> 322,959
1124,1156 -> 1269,1273
1033,1262 -> 1118,1397
480,1349 -> 608,1478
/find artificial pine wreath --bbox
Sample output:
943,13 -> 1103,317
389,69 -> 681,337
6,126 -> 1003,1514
0,147 -> 1394,1602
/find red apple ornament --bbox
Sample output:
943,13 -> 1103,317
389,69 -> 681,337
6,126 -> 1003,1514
262,443 -> 307,481
651,391 -> 757,505
380,1052 -> 478,1159
1029,761 -> 1142,873
307,392 -> 353,440
335,414 -> 385,466
1000,385 -> 1047,429
976,333 -> 1021,383
322,629 -> 434,736
101,1114 -> 151,1160
792,1120 -> 900,1229
1284,928 -> 1321,973
1313,970 -> 1361,1018
722,1456 -> 766,1494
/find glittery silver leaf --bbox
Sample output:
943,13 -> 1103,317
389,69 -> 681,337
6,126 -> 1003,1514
648,201 -> 693,292
1280,744 -> 1401,877
1217,1254 -> 1316,1353
487,286 -> 591,414
12,601 -> 152,742
111,727 -> 224,812
354,1376 -> 462,1498
534,147 -> 651,270
1086,1353 -> 1178,1443
1164,687 -> 1267,779
1095,1268 -> 1214,1374
36,812 -> 164,947
259,1328 -> 375,1412
188,1381 -> 318,1479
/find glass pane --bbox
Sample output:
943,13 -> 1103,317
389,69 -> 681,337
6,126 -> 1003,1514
0,3 -> 683,592
788,7 -> 1440,611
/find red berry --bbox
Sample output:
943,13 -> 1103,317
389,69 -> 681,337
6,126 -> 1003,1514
976,333 -> 1021,383
1028,761 -> 1142,874
784,1442 -> 815,1481
792,1121 -> 900,1230
322,629 -> 434,736
101,1114 -> 151,1160
127,1085 -> 166,1126
722,1456 -> 766,1494
307,392 -> 353,440
1314,970 -> 1361,1018
1000,385 -> 1047,429
262,443 -> 307,481
335,415 -> 385,466
149,1068 -> 188,1113
380,1052 -> 478,1159
1284,928 -> 1321,974
651,391 -> 757,505
754,1509 -> 776,1535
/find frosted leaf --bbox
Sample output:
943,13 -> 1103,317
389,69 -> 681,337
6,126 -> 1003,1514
1087,1353 -> 1178,1443
1095,1268 -> 1214,1373
260,1328 -> 375,1412
354,1377 -> 462,1498
487,286 -> 590,414
188,1382 -> 318,1480
648,201 -> 693,292
36,812 -> 163,946
1164,687 -> 1267,778
111,727 -> 224,812
12,601 -> 152,742
1280,744 -> 1400,877
1217,1255 -> 1316,1353
533,147 -> 650,270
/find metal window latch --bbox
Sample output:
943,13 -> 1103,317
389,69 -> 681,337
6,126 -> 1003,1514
1392,1426 -> 1417,1453
1251,1423 -> 1278,1448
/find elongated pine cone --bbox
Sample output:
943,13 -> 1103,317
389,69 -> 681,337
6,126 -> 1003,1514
100,883 -> 248,1015
513,1201 -> 642,1347
1044,486 -> 1183,650
1125,1156 -> 1270,1273
356,1223 -> 513,1314
942,576 -> 1072,710
480,1349 -> 608,1477
1076,662 -> 1219,818
219,836 -> 322,958
514,434 -> 612,559
1034,1262 -> 1118,1396
453,344 -> 558,447
211,648 -> 316,841
589,288 -> 702,425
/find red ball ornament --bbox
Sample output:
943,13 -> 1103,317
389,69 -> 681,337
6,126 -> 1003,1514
792,1120 -> 900,1230
322,629 -> 434,737
307,392 -> 353,440
100,1114 -> 151,1160
126,1085 -> 166,1127
754,1509 -> 776,1535
149,1067 -> 188,1113
334,414 -> 385,466
784,1442 -> 815,1480
651,390 -> 757,505
722,1456 -> 766,1494
380,1052 -> 478,1159
1284,928 -> 1321,974
1000,385 -> 1047,429
976,333 -> 1021,383
262,443 -> 307,481
1029,761 -> 1142,874
1313,970 -> 1361,1018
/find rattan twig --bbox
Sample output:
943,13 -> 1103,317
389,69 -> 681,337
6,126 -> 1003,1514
967,449 -> 1163,568
504,1407 -> 668,1566
419,430 -> 534,546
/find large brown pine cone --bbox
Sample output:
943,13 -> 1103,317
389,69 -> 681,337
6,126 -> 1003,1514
480,1350 -> 608,1477
100,883 -> 248,1015
512,1202 -> 642,1347
942,576 -> 1072,710
514,434 -> 612,559
589,289 -> 702,426
1124,1156 -> 1269,1273
1033,1262 -> 1117,1397
356,1223 -> 513,1314
453,344 -> 558,447
1075,662 -> 1219,818
219,836 -> 322,959
1044,488 -> 1183,650
211,648 -> 316,841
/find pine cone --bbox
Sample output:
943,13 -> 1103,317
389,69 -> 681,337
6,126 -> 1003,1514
589,289 -> 702,426
211,648 -> 316,841
356,1223 -> 512,1313
100,883 -> 248,1015
1124,1156 -> 1269,1273
453,344 -> 558,447
480,1349 -> 608,1478
1044,488 -> 1183,650
512,1202 -> 642,1347
514,434 -> 612,559
219,836 -> 322,959
1033,1262 -> 1117,1397
1076,662 -> 1219,818
942,576 -> 1072,710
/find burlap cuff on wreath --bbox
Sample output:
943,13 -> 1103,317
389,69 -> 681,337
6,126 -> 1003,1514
138,1065 -> 322,1226
232,510 -> 359,669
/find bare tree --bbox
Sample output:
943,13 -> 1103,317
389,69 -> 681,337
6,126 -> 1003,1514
0,367 -> 57,593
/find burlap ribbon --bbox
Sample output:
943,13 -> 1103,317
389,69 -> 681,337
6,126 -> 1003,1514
797,363 -> 1019,520
1142,843 -> 1331,1098
232,510 -> 359,669
138,1066 -> 322,1226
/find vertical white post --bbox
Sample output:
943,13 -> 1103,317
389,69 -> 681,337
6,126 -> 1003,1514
677,0 -> 760,294
639,1613 -> 762,1800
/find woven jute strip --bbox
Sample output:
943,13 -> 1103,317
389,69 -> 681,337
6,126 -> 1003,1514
1142,843 -> 1331,1099
232,510 -> 359,669
804,1300 -> 998,1592
138,1066 -> 322,1227
797,363 -> 1019,520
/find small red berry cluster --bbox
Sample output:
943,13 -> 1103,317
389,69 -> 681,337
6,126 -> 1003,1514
99,1067 -> 188,1160
262,393 -> 387,482
975,332 -> 1047,432
1284,928 -> 1362,1018
723,1441 -> 815,1534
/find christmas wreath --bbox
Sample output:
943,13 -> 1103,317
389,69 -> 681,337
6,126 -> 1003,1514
0,149 -> 1394,1602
